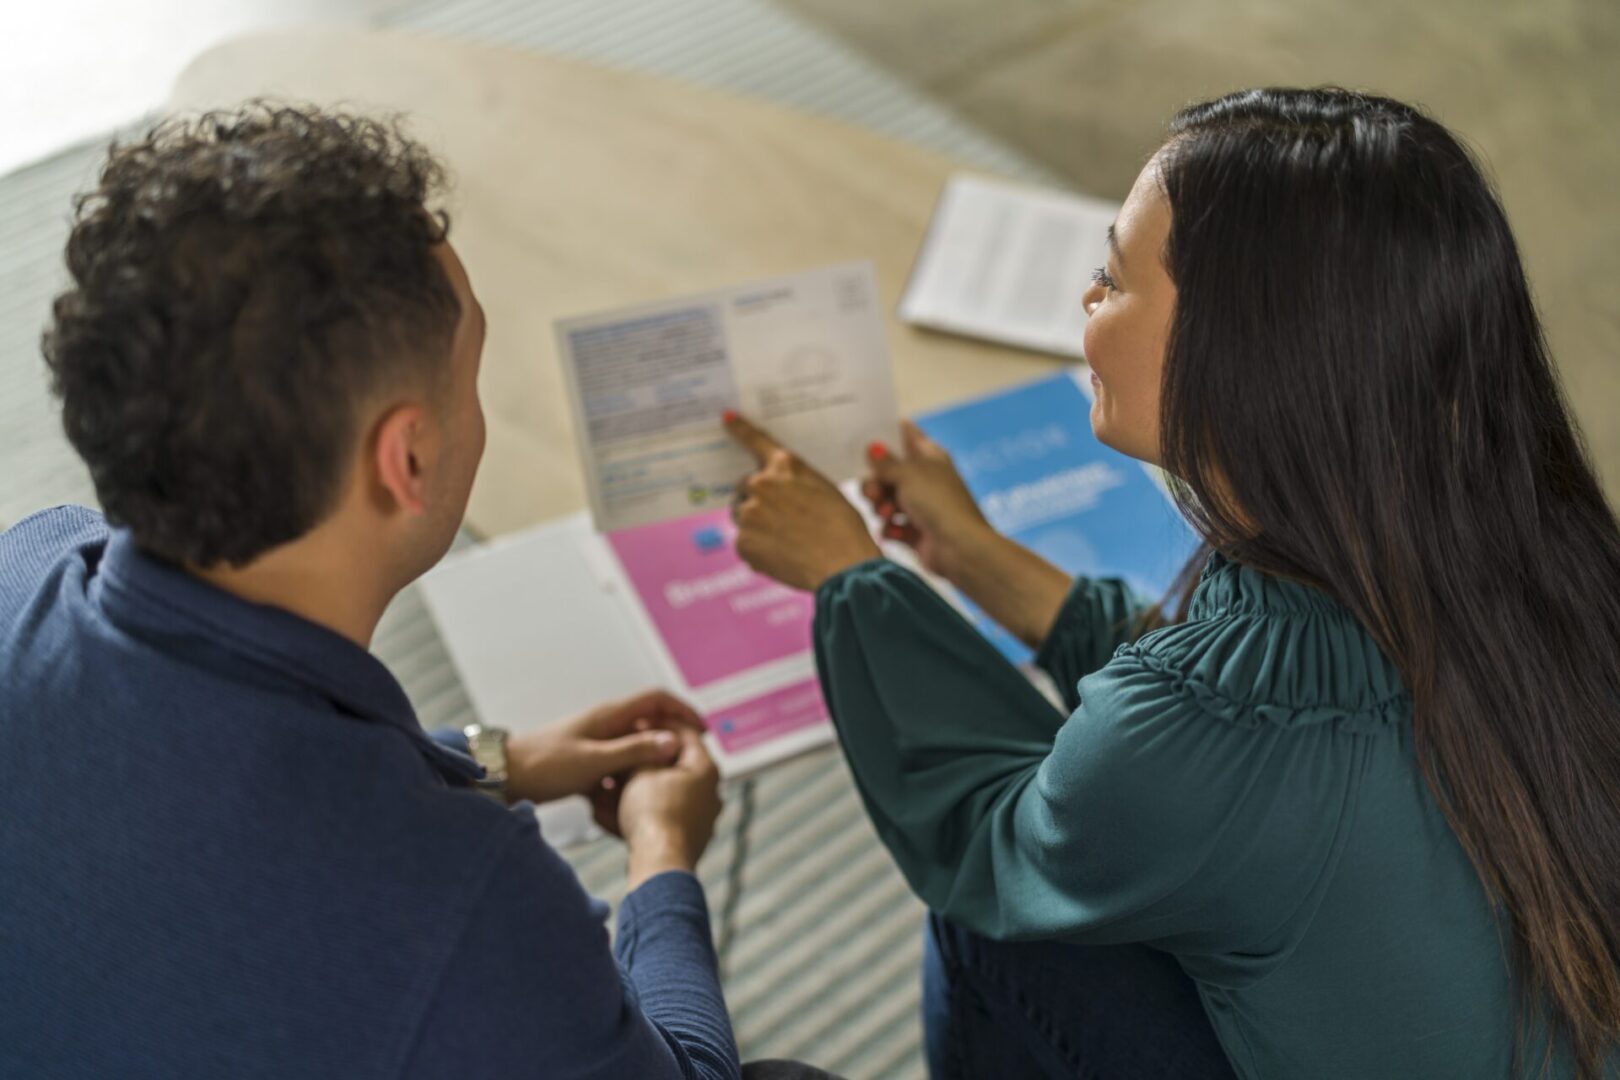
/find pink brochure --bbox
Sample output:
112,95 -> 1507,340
605,508 -> 828,756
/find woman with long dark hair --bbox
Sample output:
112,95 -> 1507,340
722,88 -> 1620,1077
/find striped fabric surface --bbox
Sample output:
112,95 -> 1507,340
0,2 -> 1057,1074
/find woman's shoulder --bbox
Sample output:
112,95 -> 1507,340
1093,553 -> 1410,734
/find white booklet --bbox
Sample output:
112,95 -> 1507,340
900,173 -> 1119,359
556,260 -> 901,532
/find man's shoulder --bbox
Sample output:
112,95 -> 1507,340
0,505 -> 107,566
0,505 -> 107,610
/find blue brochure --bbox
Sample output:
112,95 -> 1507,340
916,370 -> 1198,664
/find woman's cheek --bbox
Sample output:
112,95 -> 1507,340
1083,307 -> 1118,382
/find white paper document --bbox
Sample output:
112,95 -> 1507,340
900,173 -> 1120,359
419,509 -> 845,845
418,515 -> 664,846
556,261 -> 900,532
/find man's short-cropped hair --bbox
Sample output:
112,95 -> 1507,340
43,102 -> 461,568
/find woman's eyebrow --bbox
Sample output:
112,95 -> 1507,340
1107,224 -> 1127,269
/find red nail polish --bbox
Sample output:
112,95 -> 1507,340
722,409 -> 738,424
868,441 -> 888,461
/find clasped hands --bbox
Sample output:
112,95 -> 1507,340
505,690 -> 722,887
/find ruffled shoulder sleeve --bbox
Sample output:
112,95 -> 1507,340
1033,574 -> 1155,711
1121,554 -> 1409,733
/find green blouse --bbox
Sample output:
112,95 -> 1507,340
813,552 -> 1537,1079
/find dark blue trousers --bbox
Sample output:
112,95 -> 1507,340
922,914 -> 1239,1079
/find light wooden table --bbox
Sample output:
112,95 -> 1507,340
170,27 -> 1066,537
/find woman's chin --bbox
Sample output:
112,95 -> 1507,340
1089,408 -> 1139,462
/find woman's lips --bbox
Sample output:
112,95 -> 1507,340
1090,371 -> 1102,391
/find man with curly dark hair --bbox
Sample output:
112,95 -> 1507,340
0,104 -> 824,1080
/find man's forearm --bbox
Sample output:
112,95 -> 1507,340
615,872 -> 741,1080
942,529 -> 1073,651
626,835 -> 700,892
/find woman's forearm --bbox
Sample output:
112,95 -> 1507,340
939,527 -> 1073,651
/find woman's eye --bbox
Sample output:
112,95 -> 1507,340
1091,266 -> 1117,291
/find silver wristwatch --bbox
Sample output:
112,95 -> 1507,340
462,723 -> 510,803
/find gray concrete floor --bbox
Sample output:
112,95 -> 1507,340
782,0 -> 1620,502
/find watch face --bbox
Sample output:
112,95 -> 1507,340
464,726 -> 509,784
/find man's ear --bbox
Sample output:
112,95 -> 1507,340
371,403 -> 435,515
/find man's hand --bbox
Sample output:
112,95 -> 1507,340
614,726 -> 724,891
724,411 -> 882,591
504,689 -> 705,806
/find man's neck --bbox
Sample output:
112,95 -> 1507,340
188,524 -> 394,649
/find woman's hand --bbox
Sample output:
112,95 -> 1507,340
724,412 -> 882,591
504,689 -> 704,806
867,420 -> 1073,650
862,420 -> 997,581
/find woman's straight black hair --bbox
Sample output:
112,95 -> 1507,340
1153,87 -> 1618,1077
